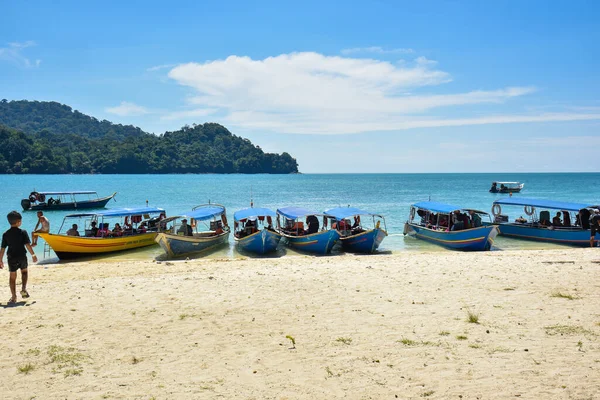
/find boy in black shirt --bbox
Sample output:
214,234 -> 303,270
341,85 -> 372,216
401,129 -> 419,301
0,211 -> 38,304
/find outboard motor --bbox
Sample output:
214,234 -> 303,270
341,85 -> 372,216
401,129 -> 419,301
21,198 -> 31,211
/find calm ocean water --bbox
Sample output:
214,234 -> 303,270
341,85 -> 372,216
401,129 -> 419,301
1,173 -> 599,261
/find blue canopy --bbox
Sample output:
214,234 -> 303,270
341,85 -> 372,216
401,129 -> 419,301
234,207 -> 276,221
179,206 -> 225,221
324,207 -> 382,220
38,191 -> 97,195
67,207 -> 165,218
493,197 -> 593,212
277,206 -> 321,220
412,201 -> 464,214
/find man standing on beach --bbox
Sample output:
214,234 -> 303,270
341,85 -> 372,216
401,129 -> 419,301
590,209 -> 600,247
31,211 -> 50,247
0,211 -> 38,304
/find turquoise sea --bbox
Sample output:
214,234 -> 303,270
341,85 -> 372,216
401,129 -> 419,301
1,173 -> 599,261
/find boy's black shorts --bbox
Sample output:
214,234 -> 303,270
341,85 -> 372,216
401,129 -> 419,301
592,226 -> 600,238
8,257 -> 28,272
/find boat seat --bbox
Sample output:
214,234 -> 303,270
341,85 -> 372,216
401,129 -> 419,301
539,210 -> 551,226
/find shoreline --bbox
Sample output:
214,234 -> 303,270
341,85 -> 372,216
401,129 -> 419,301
2,249 -> 600,399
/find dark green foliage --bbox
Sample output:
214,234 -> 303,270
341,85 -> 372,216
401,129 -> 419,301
0,100 -> 299,174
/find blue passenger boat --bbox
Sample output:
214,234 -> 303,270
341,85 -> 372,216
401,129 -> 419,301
324,207 -> 387,253
155,204 -> 230,258
404,201 -> 498,251
489,197 -> 598,246
21,190 -> 116,211
276,206 -> 340,255
233,207 -> 282,255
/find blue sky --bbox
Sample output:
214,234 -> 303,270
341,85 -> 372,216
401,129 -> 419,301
1,0 -> 599,172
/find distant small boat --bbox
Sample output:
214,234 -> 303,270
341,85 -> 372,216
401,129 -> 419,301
155,204 -> 230,258
39,206 -> 166,260
233,207 -> 282,255
404,201 -> 497,251
21,190 -> 116,211
489,182 -> 524,193
489,197 -> 598,246
276,206 -> 340,255
324,207 -> 388,253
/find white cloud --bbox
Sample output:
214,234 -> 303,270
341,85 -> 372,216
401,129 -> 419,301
160,108 -> 217,121
341,46 -> 414,55
105,101 -> 149,117
147,63 -> 177,72
0,41 -> 40,68
166,51 -> 600,135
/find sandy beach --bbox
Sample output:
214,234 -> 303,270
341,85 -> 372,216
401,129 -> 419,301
1,249 -> 599,399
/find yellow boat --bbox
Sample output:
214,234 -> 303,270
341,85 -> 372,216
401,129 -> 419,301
39,206 -> 166,260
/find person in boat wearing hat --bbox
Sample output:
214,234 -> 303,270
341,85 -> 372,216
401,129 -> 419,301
177,219 -> 193,236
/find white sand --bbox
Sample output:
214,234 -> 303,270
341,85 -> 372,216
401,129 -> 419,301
1,249 -> 599,399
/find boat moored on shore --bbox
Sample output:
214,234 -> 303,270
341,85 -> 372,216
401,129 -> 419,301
324,207 -> 387,253
276,206 -> 340,255
233,207 -> 282,255
155,204 -> 230,258
39,206 -> 165,260
404,201 -> 497,251
489,197 -> 598,246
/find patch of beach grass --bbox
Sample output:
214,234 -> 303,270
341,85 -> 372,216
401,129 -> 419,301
18,363 -> 35,374
456,335 -> 468,341
550,290 -> 578,300
422,390 -> 435,397
399,338 -> 417,346
466,310 -> 480,324
439,331 -> 450,336
47,345 -> 88,376
469,344 -> 482,349
336,337 -> 352,345
503,287 -> 516,291
544,325 -> 596,337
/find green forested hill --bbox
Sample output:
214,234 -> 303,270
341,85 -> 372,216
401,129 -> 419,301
0,100 -> 298,174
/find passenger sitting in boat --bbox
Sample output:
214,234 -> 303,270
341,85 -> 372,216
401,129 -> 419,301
552,212 -> 563,227
438,216 -> 448,230
177,219 -> 193,236
490,182 -> 497,192
137,222 -> 148,233
112,223 -> 123,236
66,224 -> 80,236
469,210 -> 482,227
515,216 -> 527,223
97,223 -> 110,237
290,221 -> 304,235
88,221 -> 99,237
451,210 -> 464,231
562,211 -> 571,227
305,215 -> 319,235
417,209 -> 427,225
244,218 -> 257,235
352,216 -> 361,229
47,197 -> 55,205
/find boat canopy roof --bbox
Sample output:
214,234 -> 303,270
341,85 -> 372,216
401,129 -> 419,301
412,201 -> 488,215
37,191 -> 97,195
492,182 -> 522,185
179,205 -> 226,221
66,206 -> 165,218
234,207 -> 276,222
493,197 -> 594,212
324,207 -> 382,220
277,206 -> 322,220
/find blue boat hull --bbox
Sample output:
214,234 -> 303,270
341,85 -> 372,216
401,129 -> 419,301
235,229 -> 283,255
283,229 -> 340,255
404,223 -> 497,251
340,228 -> 387,253
155,230 -> 230,258
491,223 -> 593,246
